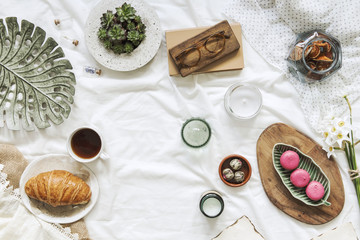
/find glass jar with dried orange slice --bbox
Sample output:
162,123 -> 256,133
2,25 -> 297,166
287,30 -> 342,83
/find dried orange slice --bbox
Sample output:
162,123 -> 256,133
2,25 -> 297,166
324,42 -> 331,52
290,45 -> 303,61
306,45 -> 320,59
315,42 -> 331,52
316,61 -> 332,71
307,61 -> 317,70
313,55 -> 333,62
323,51 -> 333,59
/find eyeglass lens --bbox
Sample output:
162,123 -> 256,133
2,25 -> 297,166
182,48 -> 201,67
180,32 -> 226,68
205,34 -> 225,53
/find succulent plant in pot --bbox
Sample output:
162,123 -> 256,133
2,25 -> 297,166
97,2 -> 146,54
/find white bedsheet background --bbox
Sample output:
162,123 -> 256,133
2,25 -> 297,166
0,0 -> 359,240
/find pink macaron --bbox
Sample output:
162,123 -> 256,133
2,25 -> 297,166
306,181 -> 325,201
280,150 -> 300,170
290,169 -> 310,187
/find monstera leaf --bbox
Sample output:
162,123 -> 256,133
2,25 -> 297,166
0,17 -> 76,131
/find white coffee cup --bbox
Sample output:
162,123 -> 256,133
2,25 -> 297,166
67,126 -> 109,163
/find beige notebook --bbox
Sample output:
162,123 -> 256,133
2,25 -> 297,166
165,23 -> 244,76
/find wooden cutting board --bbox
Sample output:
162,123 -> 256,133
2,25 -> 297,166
256,123 -> 345,225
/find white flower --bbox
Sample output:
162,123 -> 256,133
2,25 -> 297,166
322,130 -> 337,146
335,129 -> 351,146
322,143 -> 337,158
332,116 -> 351,132
319,114 -> 335,131
330,117 -> 351,146
321,116 -> 352,148
321,114 -> 353,157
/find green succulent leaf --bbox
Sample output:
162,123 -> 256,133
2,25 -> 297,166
0,17 -> 76,131
103,40 -> 112,49
138,33 -> 145,41
112,44 -> 125,54
98,3 -> 146,54
108,24 -> 124,41
127,30 -> 140,45
127,22 -> 136,31
97,28 -> 107,40
134,16 -> 142,24
100,10 -> 114,29
136,22 -> 146,33
124,42 -> 134,53
116,3 -> 136,22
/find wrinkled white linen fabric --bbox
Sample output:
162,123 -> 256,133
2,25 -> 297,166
225,0 -> 360,132
0,0 -> 359,240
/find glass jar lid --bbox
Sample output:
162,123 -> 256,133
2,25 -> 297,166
181,118 -> 211,148
224,83 -> 262,119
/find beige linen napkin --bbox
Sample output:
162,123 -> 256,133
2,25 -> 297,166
0,144 -> 91,240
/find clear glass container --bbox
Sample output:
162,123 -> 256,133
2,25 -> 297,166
199,190 -> 224,218
224,83 -> 262,119
286,30 -> 342,83
181,118 -> 211,148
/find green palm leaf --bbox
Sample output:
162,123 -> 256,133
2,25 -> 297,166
0,17 -> 75,130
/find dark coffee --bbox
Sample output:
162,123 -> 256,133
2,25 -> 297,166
71,128 -> 101,159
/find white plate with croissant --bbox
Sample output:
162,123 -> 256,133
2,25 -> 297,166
19,155 -> 99,224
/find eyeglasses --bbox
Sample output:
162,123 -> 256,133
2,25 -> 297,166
175,30 -> 230,69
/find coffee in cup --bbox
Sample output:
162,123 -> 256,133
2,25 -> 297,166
67,126 -> 109,162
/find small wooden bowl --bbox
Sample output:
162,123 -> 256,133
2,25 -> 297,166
219,154 -> 252,187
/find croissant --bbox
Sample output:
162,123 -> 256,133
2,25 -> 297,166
25,170 -> 92,207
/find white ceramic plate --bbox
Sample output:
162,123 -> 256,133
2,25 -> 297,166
85,0 -> 162,71
19,155 -> 99,224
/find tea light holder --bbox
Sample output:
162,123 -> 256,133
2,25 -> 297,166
224,83 -> 262,120
199,191 -> 224,218
181,118 -> 211,148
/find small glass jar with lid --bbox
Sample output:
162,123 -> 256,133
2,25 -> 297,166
181,118 -> 211,148
286,30 -> 342,83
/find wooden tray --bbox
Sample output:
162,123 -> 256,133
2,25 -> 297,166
168,20 -> 240,77
166,23 -> 244,76
256,123 -> 345,225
